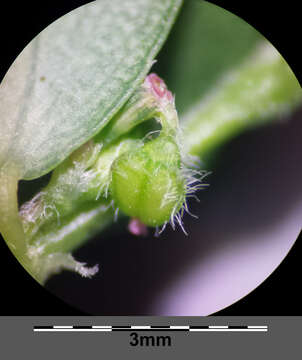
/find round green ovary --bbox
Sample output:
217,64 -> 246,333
111,136 -> 185,227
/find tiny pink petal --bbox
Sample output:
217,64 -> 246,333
144,73 -> 173,102
128,218 -> 148,237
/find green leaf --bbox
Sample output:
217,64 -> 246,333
0,0 -> 182,180
0,0 -> 182,283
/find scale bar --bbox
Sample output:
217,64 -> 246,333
248,326 -> 267,329
34,325 -> 268,333
92,326 -> 111,329
189,328 -> 267,332
53,326 -> 73,329
209,326 -> 229,329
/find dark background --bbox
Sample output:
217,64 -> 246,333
0,1 -> 301,316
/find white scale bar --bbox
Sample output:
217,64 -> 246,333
248,326 -> 268,329
209,326 -> 228,329
130,326 -> 151,329
92,326 -> 111,329
34,325 -> 268,332
34,328 -> 111,332
170,326 -> 190,329
53,326 -> 73,329
190,329 -> 267,332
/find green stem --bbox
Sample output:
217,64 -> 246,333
183,42 -> 302,160
0,165 -> 35,277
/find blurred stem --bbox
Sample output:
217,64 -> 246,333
182,42 -> 302,160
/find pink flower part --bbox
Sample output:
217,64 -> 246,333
144,73 -> 173,103
128,217 -> 148,237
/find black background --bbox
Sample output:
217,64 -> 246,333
0,1 -> 301,316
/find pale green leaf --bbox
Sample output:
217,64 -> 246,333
0,0 -> 182,180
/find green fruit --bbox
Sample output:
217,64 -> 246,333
111,134 -> 186,227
